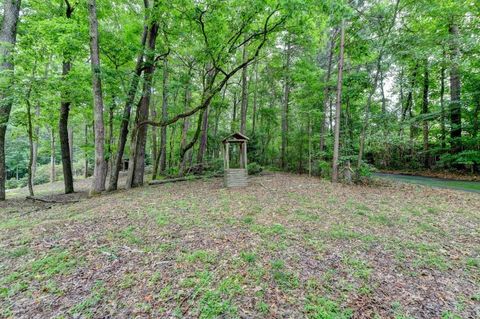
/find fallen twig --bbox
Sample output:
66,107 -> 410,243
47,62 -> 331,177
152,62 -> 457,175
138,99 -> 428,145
26,196 -> 80,204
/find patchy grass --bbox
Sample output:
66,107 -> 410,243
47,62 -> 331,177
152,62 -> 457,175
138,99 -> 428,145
0,173 -> 479,318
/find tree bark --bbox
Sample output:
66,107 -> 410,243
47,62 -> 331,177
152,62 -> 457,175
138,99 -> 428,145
449,22 -> 462,153
108,2 -> 149,191
240,40 -> 248,135
84,124 -> 89,178
197,104 -> 209,166
422,59 -> 430,168
126,3 -> 159,188
473,98 -> 479,139
88,0 -> 107,193
252,59 -> 258,135
159,57 -> 169,174
281,38 -> 291,169
332,20 -> 345,183
440,55 -> 446,149
50,127 -> 56,183
107,96 -> 115,179
26,89 -> 34,196
59,1 -> 75,194
179,74 -> 192,175
320,30 -> 335,155
0,0 -> 21,200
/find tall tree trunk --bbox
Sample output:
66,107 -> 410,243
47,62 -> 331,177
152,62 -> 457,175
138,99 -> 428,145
252,60 -> 258,135
150,87 -> 158,178
50,127 -> 56,183
107,97 -> 115,179
32,103 -> 40,181
127,3 -> 159,188
473,98 -> 479,139
88,0 -> 107,193
168,124 -> 176,168
26,92 -> 34,196
84,124 -> 89,178
59,1 -> 75,194
440,54 -> 446,149
197,105 -> 209,166
179,73 -> 192,175
332,20 -> 345,183
320,30 -> 335,155
449,22 -> 462,153
281,38 -> 291,169
108,2 -> 149,191
0,0 -> 21,200
422,59 -> 430,168
231,90 -> 238,131
240,41 -> 248,135
159,57 -> 169,174
380,69 -> 386,114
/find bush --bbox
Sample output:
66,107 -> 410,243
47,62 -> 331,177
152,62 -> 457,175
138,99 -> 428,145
247,162 -> 263,175
354,162 -> 376,183
6,179 -> 21,189
318,160 -> 331,179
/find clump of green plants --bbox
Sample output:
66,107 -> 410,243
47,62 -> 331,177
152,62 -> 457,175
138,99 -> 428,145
305,295 -> 352,319
247,162 -> 263,175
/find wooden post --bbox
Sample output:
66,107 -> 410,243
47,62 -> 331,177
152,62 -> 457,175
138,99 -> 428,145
243,142 -> 248,169
225,142 -> 229,170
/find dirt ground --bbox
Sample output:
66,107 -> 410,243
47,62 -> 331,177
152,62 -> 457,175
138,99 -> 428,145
1,173 -> 479,318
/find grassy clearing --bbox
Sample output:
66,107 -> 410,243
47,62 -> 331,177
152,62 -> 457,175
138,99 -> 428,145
0,173 -> 479,318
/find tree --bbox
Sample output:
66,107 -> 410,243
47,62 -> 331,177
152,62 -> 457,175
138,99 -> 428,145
59,0 -> 75,194
88,0 -> 107,193
0,0 -> 21,200
332,19 -> 345,183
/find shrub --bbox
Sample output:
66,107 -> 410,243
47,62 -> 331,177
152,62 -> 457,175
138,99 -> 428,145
318,160 -> 331,179
247,162 -> 263,175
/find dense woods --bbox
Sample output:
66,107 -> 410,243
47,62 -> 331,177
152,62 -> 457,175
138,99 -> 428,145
1,0 -> 479,198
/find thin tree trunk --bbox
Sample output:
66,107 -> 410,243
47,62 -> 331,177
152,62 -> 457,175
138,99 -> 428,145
332,20 -> 345,183
32,103 -> 39,181
252,59 -> 258,135
150,86 -> 158,178
197,105 -> 209,167
422,59 -> 430,168
159,57 -> 169,174
281,38 -> 291,169
473,98 -> 479,139
88,0 -> 107,193
179,73 -> 192,175
108,1 -> 149,191
84,124 -> 89,178
380,69 -> 386,114
59,1 -> 75,194
50,128 -> 56,183
107,97 -> 115,179
320,30 -> 335,155
0,0 -> 21,200
240,40 -> 248,135
127,3 -> 159,188
231,90 -> 238,132
440,55 -> 446,149
449,22 -> 462,152
26,92 -> 34,196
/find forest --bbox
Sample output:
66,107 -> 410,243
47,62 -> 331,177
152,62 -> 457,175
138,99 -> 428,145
0,0 -> 479,318
0,0 -> 478,196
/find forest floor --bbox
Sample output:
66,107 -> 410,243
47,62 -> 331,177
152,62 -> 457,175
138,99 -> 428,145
1,173 -> 479,318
